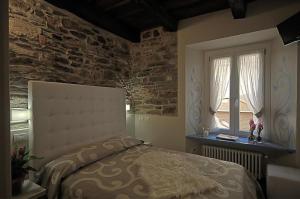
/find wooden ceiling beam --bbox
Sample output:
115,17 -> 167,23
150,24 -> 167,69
169,0 -> 228,20
103,0 -> 131,12
132,0 -> 177,31
104,1 -> 142,18
45,0 -> 140,42
228,0 -> 247,19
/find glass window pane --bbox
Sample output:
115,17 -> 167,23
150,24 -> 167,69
238,52 -> 263,132
216,97 -> 230,129
239,99 -> 258,131
210,57 -> 231,131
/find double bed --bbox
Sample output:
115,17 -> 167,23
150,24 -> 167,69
28,81 -> 262,199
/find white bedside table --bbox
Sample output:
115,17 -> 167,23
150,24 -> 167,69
267,164 -> 300,199
13,180 -> 46,199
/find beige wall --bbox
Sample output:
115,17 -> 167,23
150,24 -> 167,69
136,0 -> 300,161
178,0 -> 300,46
135,114 -> 185,151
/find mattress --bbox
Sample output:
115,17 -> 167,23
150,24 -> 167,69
39,136 -> 261,199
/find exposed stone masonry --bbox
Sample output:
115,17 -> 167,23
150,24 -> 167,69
130,28 -> 177,115
9,0 -> 178,121
9,0 -> 131,99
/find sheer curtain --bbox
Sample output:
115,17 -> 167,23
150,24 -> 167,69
238,52 -> 264,119
210,57 -> 231,129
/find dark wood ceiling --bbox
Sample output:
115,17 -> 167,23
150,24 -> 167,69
45,0 -> 254,42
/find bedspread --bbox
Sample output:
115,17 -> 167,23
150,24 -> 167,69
40,136 -> 260,199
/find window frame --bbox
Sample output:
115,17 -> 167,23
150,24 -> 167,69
204,42 -> 271,137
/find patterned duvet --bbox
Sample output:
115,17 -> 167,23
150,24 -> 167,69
40,136 -> 261,199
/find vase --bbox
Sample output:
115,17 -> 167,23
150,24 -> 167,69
248,130 -> 255,141
257,129 -> 262,142
12,176 -> 25,196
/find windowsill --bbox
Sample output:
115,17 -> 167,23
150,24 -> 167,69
186,132 -> 295,156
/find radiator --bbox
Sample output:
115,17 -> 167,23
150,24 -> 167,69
202,145 -> 263,179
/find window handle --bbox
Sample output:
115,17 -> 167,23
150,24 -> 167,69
234,99 -> 239,108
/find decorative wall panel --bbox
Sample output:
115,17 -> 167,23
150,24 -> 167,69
270,38 -> 297,148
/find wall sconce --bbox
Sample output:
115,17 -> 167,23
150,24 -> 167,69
10,108 -> 30,124
126,104 -> 131,112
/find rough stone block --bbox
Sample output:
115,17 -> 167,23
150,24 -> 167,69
9,0 -> 178,117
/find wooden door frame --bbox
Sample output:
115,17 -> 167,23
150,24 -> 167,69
297,42 -> 300,168
0,0 -> 11,197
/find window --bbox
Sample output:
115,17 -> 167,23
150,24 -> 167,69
205,43 -> 269,136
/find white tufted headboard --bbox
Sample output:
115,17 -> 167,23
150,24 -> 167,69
28,81 -> 126,169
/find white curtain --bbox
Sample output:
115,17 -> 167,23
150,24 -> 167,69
238,52 -> 264,118
210,57 -> 231,129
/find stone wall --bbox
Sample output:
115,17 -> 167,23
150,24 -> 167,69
9,0 -> 178,124
9,0 -> 131,108
130,28 -> 177,115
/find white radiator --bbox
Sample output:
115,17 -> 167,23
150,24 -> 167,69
202,145 -> 263,179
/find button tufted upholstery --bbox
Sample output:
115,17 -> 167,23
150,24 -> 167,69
28,81 -> 126,170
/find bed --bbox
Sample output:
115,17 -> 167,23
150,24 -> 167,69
28,81 -> 262,199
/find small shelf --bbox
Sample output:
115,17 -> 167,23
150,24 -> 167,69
186,133 -> 295,156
